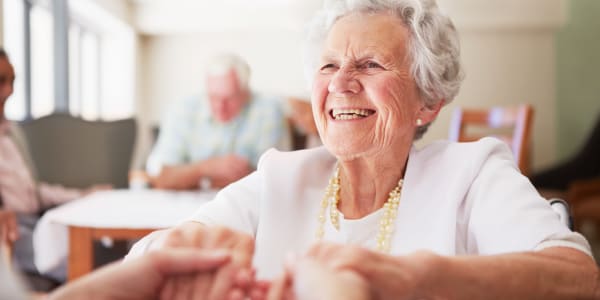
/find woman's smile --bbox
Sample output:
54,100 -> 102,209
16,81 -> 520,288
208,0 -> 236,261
329,108 -> 376,121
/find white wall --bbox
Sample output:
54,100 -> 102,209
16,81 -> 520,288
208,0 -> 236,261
136,0 -> 566,171
140,30 -> 308,123
423,31 -> 558,170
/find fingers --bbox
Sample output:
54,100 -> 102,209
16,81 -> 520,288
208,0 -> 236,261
155,224 -> 256,299
305,242 -> 374,272
248,280 -> 270,300
266,273 -> 292,300
293,258 -> 371,300
151,249 -> 231,275
191,272 -> 215,300
207,264 -> 238,300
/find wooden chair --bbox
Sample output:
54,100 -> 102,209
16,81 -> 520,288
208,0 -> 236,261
567,178 -> 600,232
287,98 -> 319,150
17,113 -> 137,189
449,104 -> 534,175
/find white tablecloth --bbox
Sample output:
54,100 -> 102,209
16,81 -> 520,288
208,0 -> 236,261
33,189 -> 216,277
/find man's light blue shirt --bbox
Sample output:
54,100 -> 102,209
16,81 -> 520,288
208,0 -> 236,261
146,93 -> 290,176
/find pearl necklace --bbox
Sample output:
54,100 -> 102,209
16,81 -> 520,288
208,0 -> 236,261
316,166 -> 404,253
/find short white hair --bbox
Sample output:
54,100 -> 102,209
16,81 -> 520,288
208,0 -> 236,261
206,53 -> 251,90
304,0 -> 465,139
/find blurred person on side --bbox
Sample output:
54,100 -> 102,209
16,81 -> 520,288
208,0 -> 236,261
146,53 -> 290,190
0,48 -> 110,285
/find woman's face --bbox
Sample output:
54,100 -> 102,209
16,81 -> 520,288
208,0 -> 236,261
312,12 -> 426,160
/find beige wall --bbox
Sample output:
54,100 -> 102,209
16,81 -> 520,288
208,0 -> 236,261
423,30 -> 558,171
556,0 -> 600,161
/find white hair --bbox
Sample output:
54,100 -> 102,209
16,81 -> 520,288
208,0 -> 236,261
304,0 -> 465,139
205,53 -> 251,90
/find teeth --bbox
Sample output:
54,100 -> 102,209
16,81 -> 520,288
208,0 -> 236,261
331,108 -> 374,120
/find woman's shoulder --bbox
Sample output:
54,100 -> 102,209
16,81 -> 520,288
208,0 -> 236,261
411,137 -> 516,172
418,137 -> 512,158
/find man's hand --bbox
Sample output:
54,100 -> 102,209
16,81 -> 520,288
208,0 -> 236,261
199,155 -> 251,188
49,249 -> 231,300
82,184 -> 113,196
154,155 -> 251,190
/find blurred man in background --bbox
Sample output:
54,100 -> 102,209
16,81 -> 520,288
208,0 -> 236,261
147,53 -> 290,190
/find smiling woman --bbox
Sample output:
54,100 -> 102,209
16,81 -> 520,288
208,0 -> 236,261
126,0 -> 599,299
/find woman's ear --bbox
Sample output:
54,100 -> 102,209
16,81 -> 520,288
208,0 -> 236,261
417,100 -> 444,125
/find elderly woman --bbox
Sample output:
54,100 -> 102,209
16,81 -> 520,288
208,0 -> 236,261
129,0 -> 598,298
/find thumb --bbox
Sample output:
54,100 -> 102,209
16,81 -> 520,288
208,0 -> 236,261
152,249 -> 231,276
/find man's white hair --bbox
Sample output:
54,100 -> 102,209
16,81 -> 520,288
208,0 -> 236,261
206,53 -> 251,90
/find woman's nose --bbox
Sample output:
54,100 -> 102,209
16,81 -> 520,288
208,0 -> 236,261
328,66 -> 361,95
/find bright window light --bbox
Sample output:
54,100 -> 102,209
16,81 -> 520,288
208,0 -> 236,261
30,4 -> 55,119
2,0 -> 26,120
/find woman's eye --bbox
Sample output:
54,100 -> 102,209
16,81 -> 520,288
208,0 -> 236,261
366,61 -> 382,69
320,63 -> 336,71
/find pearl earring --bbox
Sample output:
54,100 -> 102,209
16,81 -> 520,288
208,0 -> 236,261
416,118 -> 423,126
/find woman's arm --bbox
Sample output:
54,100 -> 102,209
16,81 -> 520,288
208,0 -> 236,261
430,247 -> 599,300
306,243 -> 599,300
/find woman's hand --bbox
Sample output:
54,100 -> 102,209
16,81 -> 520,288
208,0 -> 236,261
156,221 -> 256,300
305,242 -> 442,300
266,256 -> 371,300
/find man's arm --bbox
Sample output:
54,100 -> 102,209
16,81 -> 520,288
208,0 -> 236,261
152,162 -> 205,190
152,155 -> 252,190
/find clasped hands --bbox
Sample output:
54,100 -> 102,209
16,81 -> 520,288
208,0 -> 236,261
148,221 -> 374,300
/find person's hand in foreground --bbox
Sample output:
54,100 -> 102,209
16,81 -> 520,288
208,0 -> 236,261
265,255 -> 371,300
49,249 -> 231,300
153,222 -> 256,300
304,242 -> 437,300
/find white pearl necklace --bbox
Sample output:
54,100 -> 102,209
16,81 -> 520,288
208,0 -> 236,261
316,166 -> 404,253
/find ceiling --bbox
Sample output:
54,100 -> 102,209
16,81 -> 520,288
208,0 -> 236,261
126,0 -> 324,34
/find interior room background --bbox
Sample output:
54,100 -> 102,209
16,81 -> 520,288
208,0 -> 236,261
1,0 -> 598,171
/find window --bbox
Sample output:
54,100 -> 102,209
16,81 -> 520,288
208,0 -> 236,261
2,0 -> 26,120
30,3 -> 54,118
2,0 -> 135,121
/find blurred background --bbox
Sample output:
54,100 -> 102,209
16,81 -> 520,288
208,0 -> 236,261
1,0 -> 598,171
2,0 -> 600,292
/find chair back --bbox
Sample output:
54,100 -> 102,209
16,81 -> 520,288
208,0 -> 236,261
449,104 -> 534,175
17,114 -> 136,188
287,98 -> 318,150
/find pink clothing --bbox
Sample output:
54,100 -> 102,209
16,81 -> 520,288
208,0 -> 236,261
0,120 -> 82,213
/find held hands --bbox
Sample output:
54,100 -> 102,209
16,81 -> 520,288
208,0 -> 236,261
154,222 -> 256,300
141,224 -> 436,300
198,155 -> 252,189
